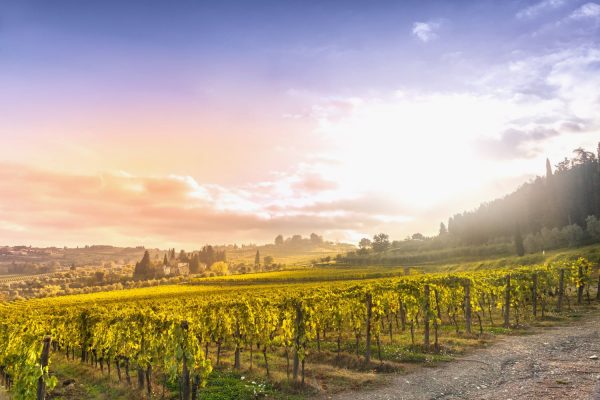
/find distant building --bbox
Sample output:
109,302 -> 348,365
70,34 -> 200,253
176,263 -> 190,276
163,264 -> 171,276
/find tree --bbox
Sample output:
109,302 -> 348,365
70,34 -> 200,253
411,233 -> 425,240
555,157 -> 571,172
199,245 -> 216,267
210,261 -> 229,276
134,250 -> 153,280
439,222 -> 447,236
310,233 -> 323,244
288,235 -> 303,245
562,224 -> 584,247
514,225 -> 525,257
163,254 -> 168,266
586,215 -> 600,242
372,233 -> 390,252
357,238 -> 371,255
254,250 -> 260,268
546,158 -> 552,179
94,271 -> 105,283
540,227 -> 561,249
274,235 -> 284,246
573,147 -> 595,164
189,254 -> 201,274
264,256 -> 274,266
358,238 -> 371,250
178,250 -> 188,262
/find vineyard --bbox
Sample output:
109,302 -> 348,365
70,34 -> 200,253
0,258 -> 598,400
191,265 -> 411,284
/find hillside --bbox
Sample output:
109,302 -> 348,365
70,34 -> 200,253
0,238 -> 354,274
340,145 -> 600,267
224,241 -> 355,266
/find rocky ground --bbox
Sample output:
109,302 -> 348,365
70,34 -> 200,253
328,310 -> 600,400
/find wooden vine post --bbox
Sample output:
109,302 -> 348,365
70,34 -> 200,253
234,322 -> 241,370
464,280 -> 472,334
423,284 -> 430,349
292,303 -> 303,384
577,265 -> 584,305
365,292 -> 373,364
137,368 -> 145,390
597,263 -> 600,301
145,364 -> 152,398
36,336 -> 51,400
504,274 -> 511,328
557,269 -> 565,312
181,321 -> 191,400
433,289 -> 440,353
532,273 -> 538,317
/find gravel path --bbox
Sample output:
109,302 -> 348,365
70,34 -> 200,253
329,313 -> 600,400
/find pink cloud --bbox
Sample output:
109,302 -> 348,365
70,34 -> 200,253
292,174 -> 337,193
0,163 -> 391,247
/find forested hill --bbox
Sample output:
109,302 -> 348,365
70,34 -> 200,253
340,144 -> 600,266
448,145 -> 600,245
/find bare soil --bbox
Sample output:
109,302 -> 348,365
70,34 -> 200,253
328,310 -> 600,400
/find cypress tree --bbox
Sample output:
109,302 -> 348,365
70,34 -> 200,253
254,250 -> 260,268
514,225 -> 525,257
206,246 -> 215,267
189,254 -> 200,274
134,250 -> 152,279
178,250 -> 188,262
439,222 -> 447,236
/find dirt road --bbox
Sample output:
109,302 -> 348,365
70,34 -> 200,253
330,312 -> 600,400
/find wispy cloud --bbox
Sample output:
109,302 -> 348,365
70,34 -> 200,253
478,127 -> 561,159
516,0 -> 568,19
473,45 -> 600,158
570,2 -> 600,18
411,21 -> 441,42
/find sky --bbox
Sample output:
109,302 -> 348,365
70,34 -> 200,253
0,0 -> 599,249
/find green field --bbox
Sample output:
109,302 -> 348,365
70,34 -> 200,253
192,265 -> 412,284
224,242 -> 355,266
419,244 -> 600,273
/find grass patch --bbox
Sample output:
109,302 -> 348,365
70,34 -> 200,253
200,371 -> 305,400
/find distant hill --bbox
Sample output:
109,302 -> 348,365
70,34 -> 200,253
340,144 -> 600,266
448,145 -> 600,244
448,144 -> 600,244
223,240 -> 355,267
0,235 -> 355,274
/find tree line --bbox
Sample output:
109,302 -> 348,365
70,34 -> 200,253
340,143 -> 600,264
134,246 -> 227,280
448,144 -> 600,246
